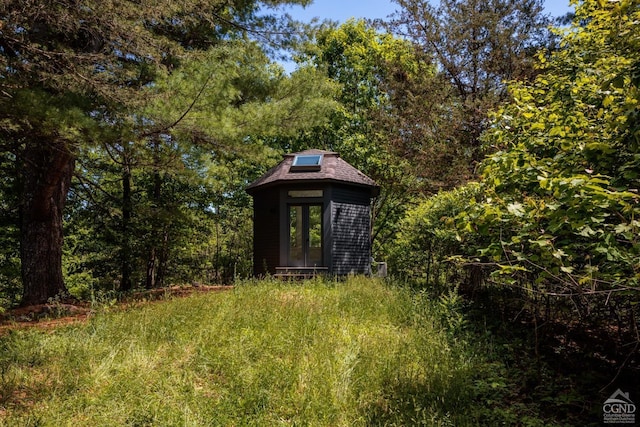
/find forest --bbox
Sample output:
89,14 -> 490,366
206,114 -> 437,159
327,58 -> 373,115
0,0 -> 639,424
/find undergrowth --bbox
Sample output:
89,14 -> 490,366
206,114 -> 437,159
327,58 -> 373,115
0,277 -> 556,426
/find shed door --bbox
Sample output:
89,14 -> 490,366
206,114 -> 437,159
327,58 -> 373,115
288,205 -> 323,267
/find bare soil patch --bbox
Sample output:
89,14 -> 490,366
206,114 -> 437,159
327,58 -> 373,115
0,285 -> 232,334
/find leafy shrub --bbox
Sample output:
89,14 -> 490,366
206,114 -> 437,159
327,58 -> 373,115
466,0 -> 640,297
389,182 -> 483,290
391,1 -> 640,373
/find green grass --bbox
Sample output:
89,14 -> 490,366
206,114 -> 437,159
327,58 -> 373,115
0,278 -> 526,426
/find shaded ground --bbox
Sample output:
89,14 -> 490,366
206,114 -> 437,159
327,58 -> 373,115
466,290 -> 640,426
0,285 -> 232,334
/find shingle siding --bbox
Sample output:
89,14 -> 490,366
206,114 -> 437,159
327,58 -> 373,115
331,202 -> 371,275
332,185 -> 372,206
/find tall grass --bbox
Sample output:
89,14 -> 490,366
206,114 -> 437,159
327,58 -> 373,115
0,278 -> 517,426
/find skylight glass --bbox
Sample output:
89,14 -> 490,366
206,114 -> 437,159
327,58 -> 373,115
293,155 -> 322,167
291,154 -> 323,171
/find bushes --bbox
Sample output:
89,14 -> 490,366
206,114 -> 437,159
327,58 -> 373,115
391,0 -> 640,328
388,7 -> 640,402
389,183 -> 483,290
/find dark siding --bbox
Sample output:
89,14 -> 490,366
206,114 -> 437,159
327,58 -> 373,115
250,182 -> 374,277
331,202 -> 371,275
331,184 -> 372,206
252,189 -> 280,276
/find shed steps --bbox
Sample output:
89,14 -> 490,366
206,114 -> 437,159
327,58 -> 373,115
274,267 -> 328,280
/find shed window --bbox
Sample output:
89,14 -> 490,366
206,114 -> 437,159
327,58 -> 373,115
291,154 -> 323,171
288,190 -> 323,198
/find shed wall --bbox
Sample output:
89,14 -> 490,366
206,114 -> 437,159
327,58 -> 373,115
331,200 -> 371,275
252,188 -> 280,276
250,182 -> 374,277
331,184 -> 372,205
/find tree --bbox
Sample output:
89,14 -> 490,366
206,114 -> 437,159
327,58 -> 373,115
0,139 -> 21,305
61,42 -> 336,295
287,20 -> 423,254
388,1 -> 640,386
386,0 -> 552,181
132,45 -> 337,288
0,0 -> 326,305
459,0 -> 639,310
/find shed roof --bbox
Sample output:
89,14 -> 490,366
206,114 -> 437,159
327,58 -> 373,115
246,149 -> 379,195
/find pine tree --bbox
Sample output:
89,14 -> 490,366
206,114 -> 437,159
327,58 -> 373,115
0,0 -> 318,305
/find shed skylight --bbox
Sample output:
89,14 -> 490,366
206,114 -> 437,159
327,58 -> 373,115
291,154 -> 323,171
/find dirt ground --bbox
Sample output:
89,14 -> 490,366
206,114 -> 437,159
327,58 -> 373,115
0,285 -> 232,334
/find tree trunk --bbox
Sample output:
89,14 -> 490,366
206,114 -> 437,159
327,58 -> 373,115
146,247 -> 156,289
145,149 -> 161,289
157,227 -> 169,288
20,139 -> 74,306
121,160 -> 133,292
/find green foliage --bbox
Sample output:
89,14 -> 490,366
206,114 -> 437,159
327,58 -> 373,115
0,0 -> 340,301
65,141 -> 257,291
144,43 -> 338,143
385,0 -> 552,184
288,20 -> 424,255
0,150 -> 20,308
392,0 -> 640,296
386,5 -> 640,416
389,183 -> 483,288
469,0 -> 640,294
0,0 -> 334,304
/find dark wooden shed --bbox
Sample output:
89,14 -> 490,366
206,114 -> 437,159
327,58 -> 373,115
246,149 -> 379,277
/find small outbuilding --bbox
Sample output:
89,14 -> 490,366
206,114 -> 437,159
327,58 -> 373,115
246,149 -> 379,277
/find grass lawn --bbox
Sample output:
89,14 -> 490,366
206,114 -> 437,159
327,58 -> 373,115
0,277 -> 544,426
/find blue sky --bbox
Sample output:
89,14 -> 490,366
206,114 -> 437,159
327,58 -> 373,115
283,0 -> 572,23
